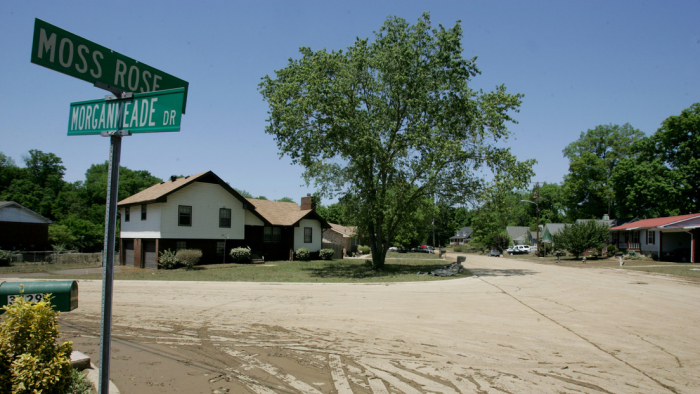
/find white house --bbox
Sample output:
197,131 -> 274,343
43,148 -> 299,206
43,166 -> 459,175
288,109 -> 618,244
610,213 -> 700,262
117,171 -> 329,268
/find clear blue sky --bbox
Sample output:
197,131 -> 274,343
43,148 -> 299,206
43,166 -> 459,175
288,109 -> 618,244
2,1 -> 698,203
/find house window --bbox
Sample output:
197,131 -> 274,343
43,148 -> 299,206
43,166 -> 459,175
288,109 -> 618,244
647,230 -> 655,245
219,208 -> 231,228
304,227 -> 312,243
176,241 -> 187,250
179,205 -> 192,226
264,227 -> 281,243
216,241 -> 225,256
124,206 -> 130,222
141,204 -> 147,220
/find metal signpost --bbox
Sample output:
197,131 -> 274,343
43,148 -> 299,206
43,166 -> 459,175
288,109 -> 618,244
31,19 -> 188,394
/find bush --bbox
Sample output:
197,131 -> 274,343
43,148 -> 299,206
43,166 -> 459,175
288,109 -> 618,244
319,249 -> 335,260
69,368 -> 94,394
357,246 -> 371,255
230,247 -> 251,263
597,243 -> 606,254
0,293 -> 74,393
176,249 -> 202,270
607,244 -> 618,254
158,249 -> 179,269
295,248 -> 310,261
0,250 -> 12,267
537,243 -> 552,257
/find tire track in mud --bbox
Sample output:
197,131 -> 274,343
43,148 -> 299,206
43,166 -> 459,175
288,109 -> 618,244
62,314 -> 536,393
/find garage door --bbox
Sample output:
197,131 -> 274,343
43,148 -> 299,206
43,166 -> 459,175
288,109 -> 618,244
124,240 -> 134,266
144,241 -> 157,269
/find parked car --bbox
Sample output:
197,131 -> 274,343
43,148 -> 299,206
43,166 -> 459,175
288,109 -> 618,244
508,245 -> 531,255
487,249 -> 501,257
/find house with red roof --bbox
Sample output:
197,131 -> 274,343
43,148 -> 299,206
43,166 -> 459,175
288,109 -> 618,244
609,213 -> 700,262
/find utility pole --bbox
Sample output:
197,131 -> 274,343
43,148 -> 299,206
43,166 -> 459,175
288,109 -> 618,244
535,182 -> 540,253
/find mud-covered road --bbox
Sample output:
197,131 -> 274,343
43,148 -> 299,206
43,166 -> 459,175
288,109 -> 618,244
48,254 -> 700,393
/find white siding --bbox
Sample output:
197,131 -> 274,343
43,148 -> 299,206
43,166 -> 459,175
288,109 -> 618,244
159,182 -> 246,240
245,210 -> 264,226
640,229 -> 660,254
0,205 -> 50,223
121,204 -> 162,238
294,219 -> 322,252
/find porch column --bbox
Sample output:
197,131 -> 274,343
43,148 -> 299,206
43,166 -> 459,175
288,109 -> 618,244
659,231 -> 663,261
692,229 -> 696,263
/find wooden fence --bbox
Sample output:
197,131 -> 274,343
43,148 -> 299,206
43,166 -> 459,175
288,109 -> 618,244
322,242 -> 344,259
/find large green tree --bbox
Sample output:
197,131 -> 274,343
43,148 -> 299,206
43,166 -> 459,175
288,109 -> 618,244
259,14 -> 530,269
613,103 -> 700,217
561,123 -> 644,220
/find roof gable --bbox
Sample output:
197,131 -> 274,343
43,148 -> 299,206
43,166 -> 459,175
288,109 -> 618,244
0,201 -> 52,224
328,223 -> 357,237
247,198 -> 330,228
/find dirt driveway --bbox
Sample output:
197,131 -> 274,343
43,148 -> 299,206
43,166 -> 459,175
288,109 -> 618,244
44,254 -> 700,393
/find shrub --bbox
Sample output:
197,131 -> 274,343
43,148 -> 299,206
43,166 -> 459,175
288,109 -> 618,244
0,293 -> 74,393
357,246 -> 371,255
158,249 -> 179,269
295,248 -> 310,261
176,249 -> 202,270
319,249 -> 335,260
0,250 -> 12,267
230,247 -> 251,263
537,243 -> 552,257
68,368 -> 94,394
597,243 -> 606,254
607,244 -> 618,254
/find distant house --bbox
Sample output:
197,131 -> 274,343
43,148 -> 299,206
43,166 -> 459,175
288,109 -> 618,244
322,223 -> 359,257
609,213 -> 700,263
117,171 -> 330,268
541,223 -> 569,246
506,226 -> 532,245
0,201 -> 52,251
449,227 -> 473,245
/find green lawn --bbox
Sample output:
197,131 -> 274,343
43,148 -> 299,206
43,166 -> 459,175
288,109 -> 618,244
15,252 -> 467,283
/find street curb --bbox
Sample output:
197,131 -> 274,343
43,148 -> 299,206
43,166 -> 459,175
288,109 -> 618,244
84,363 -> 120,394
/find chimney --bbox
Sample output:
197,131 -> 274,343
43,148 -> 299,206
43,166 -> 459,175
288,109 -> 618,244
170,175 -> 178,182
301,193 -> 315,210
602,214 -> 610,220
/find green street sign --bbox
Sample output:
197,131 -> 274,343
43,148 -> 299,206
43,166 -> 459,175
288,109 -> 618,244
31,18 -> 189,113
68,88 -> 184,135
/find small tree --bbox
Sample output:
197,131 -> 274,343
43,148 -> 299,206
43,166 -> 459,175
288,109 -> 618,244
491,233 -> 510,253
552,221 -> 609,259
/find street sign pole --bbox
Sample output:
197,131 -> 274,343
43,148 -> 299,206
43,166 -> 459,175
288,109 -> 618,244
98,92 -> 130,394
30,20 -> 188,394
